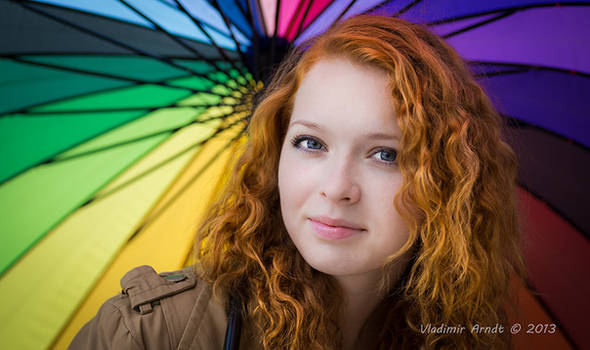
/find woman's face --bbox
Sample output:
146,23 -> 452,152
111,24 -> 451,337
278,58 -> 410,278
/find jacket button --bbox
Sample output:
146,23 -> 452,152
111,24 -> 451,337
164,273 -> 186,282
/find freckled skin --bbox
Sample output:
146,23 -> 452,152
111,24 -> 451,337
278,58 -> 410,278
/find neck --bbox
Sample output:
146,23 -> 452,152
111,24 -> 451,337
334,260 -> 411,350
335,270 -> 383,350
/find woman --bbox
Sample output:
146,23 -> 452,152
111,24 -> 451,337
70,15 -> 524,350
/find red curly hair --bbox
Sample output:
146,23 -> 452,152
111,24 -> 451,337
194,15 -> 525,349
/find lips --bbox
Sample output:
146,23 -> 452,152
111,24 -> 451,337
309,216 -> 365,230
308,216 -> 365,240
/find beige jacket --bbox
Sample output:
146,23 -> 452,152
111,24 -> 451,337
68,265 -> 259,350
69,265 -> 394,350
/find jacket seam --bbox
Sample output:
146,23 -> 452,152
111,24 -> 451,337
177,281 -> 213,350
106,299 -> 145,350
128,282 -> 191,302
160,297 -> 177,350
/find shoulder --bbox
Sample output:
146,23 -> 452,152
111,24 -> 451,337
69,265 -> 229,350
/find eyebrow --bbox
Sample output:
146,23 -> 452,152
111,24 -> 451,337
289,119 -> 400,141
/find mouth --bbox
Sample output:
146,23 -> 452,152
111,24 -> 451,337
308,217 -> 365,240
309,216 -> 365,230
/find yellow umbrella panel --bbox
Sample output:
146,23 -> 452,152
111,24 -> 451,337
0,102 -> 247,349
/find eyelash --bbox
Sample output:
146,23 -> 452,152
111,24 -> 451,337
289,135 -> 398,166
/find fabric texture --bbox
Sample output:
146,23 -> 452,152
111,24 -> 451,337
67,265 -> 258,350
68,264 -> 388,349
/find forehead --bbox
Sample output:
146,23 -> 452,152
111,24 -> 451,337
290,58 -> 398,134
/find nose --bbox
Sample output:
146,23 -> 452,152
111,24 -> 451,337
320,159 -> 360,204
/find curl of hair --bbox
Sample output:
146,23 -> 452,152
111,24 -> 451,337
194,15 -> 525,350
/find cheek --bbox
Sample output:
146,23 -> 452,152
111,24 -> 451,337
278,151 -> 308,213
369,175 -> 409,238
366,173 -> 400,207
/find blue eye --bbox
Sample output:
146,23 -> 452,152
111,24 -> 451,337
290,136 -> 325,151
290,135 -> 397,166
373,148 -> 397,164
378,149 -> 396,162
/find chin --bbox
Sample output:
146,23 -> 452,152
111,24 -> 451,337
302,253 -> 367,276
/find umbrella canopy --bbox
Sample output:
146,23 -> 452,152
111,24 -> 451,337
0,1 -> 588,349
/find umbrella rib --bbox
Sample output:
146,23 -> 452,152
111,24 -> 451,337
14,0 -> 237,91
270,0 -> 282,70
6,55 -> 204,94
153,0 -> 249,43
171,0 -> 249,87
0,79 -> 240,117
284,0 -> 307,37
81,114 -> 248,209
245,0 -> 262,81
4,107 -> 153,116
15,99 -> 248,116
292,0 -> 353,43
15,99 -> 247,116
2,52 -> 244,96
233,0 -> 249,19
361,0 -> 395,14
48,112 -> 244,166
469,61 -> 590,78
0,108 -> 252,184
501,112 -> 590,153
210,0 -> 256,88
442,10 -> 516,39
115,0 -> 247,89
516,182 -> 590,243
21,0 -> 238,46
0,86 -> 160,117
229,0 -> 258,48
252,0 -> 269,83
254,0 -> 269,37
334,0 -> 359,23
1,72 -> 244,117
293,0 -> 314,40
429,2 -> 590,26
127,119 -> 248,241
392,0 -> 423,17
520,276 -> 582,349
473,68 -> 530,78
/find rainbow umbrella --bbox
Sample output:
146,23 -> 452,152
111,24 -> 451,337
0,1 -> 588,349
